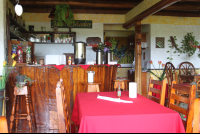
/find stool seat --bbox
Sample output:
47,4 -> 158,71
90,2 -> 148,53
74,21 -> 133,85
82,83 -> 101,92
113,79 -> 130,91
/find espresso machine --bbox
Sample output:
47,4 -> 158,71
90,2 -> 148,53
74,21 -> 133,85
74,42 -> 86,64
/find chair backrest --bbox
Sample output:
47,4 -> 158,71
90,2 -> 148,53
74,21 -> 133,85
192,98 -> 200,133
148,77 -> 167,106
56,79 -> 70,133
165,62 -> 177,86
178,62 -> 195,75
0,116 -> 8,133
169,81 -> 196,133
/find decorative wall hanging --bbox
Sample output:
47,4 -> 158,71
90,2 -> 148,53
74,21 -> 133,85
156,37 -> 165,48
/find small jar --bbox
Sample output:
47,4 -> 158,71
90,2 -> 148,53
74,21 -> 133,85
39,59 -> 44,66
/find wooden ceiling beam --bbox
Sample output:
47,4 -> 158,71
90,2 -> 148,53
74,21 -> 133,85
165,4 -> 200,11
24,8 -> 129,14
154,10 -> 200,17
16,1 -> 139,8
123,0 -> 181,29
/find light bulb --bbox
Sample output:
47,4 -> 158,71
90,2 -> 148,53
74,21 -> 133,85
15,4 -> 23,16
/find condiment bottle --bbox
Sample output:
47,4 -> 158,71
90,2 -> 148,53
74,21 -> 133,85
117,83 -> 121,98
68,56 -> 72,65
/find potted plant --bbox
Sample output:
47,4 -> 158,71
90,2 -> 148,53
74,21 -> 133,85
16,75 -> 33,89
54,4 -> 75,27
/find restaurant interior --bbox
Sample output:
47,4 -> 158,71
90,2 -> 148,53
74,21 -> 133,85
1,0 -> 200,133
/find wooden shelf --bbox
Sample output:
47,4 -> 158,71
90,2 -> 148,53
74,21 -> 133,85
8,15 -> 27,33
10,31 -> 26,41
33,42 -> 75,44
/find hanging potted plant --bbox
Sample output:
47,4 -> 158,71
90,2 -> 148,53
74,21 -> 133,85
54,4 -> 75,27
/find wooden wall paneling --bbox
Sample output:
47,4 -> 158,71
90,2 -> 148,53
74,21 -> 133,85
34,67 -> 48,129
61,67 -> 72,123
73,67 -> 78,104
100,66 -> 105,92
69,67 -> 74,121
109,66 -> 114,92
77,67 -> 85,93
48,67 -> 60,130
104,66 -> 111,92
44,67 -> 49,130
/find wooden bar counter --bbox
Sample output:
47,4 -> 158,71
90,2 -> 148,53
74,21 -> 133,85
6,65 -> 118,132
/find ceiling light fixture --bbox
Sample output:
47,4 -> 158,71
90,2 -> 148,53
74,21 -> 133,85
15,0 -> 23,16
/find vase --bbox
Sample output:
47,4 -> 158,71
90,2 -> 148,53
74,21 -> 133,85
0,88 -> 5,116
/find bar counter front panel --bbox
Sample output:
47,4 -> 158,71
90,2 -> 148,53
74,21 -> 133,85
6,65 -> 118,131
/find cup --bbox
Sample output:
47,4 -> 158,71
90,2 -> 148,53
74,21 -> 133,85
129,82 -> 137,98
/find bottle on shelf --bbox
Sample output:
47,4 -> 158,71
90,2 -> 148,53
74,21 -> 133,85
68,56 -> 72,65
17,45 -> 23,63
26,46 -> 31,64
117,83 -> 121,98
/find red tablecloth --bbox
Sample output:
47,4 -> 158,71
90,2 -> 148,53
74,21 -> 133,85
71,91 -> 185,133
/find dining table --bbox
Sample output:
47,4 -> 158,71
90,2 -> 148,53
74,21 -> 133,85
71,91 -> 186,133
178,74 -> 200,83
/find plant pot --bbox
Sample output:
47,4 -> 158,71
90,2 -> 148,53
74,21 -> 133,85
16,75 -> 25,83
0,88 -> 5,116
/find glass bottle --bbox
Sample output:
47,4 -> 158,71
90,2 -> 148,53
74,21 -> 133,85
17,46 -> 23,63
68,56 -> 72,65
26,47 -> 31,64
117,83 -> 121,98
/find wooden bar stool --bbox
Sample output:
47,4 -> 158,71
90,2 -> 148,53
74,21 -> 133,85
113,78 -> 130,91
9,85 -> 35,133
82,83 -> 101,92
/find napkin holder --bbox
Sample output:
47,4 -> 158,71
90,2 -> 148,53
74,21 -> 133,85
129,82 -> 137,98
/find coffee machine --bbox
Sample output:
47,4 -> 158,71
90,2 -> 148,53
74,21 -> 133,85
74,42 -> 86,64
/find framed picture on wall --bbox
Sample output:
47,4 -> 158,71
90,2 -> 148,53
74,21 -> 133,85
156,37 -> 165,48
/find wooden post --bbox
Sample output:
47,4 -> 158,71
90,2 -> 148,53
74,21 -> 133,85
135,22 -> 142,95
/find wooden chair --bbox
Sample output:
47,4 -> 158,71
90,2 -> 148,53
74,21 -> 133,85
192,98 -> 200,133
178,62 -> 195,75
169,81 -> 196,133
165,62 -> 178,106
0,116 -> 8,133
148,77 -> 167,106
56,79 -> 70,133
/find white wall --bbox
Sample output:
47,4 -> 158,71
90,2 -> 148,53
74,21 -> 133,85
150,24 -> 200,69
26,22 -> 104,63
0,0 -> 6,75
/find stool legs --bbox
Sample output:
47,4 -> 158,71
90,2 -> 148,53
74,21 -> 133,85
25,94 -> 32,133
9,95 -> 16,133
28,88 -> 36,129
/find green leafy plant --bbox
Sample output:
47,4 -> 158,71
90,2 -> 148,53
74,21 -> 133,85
167,36 -> 182,61
180,32 -> 199,57
54,4 -> 75,27
16,75 -> 33,88
0,54 -> 17,89
147,61 -> 167,81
